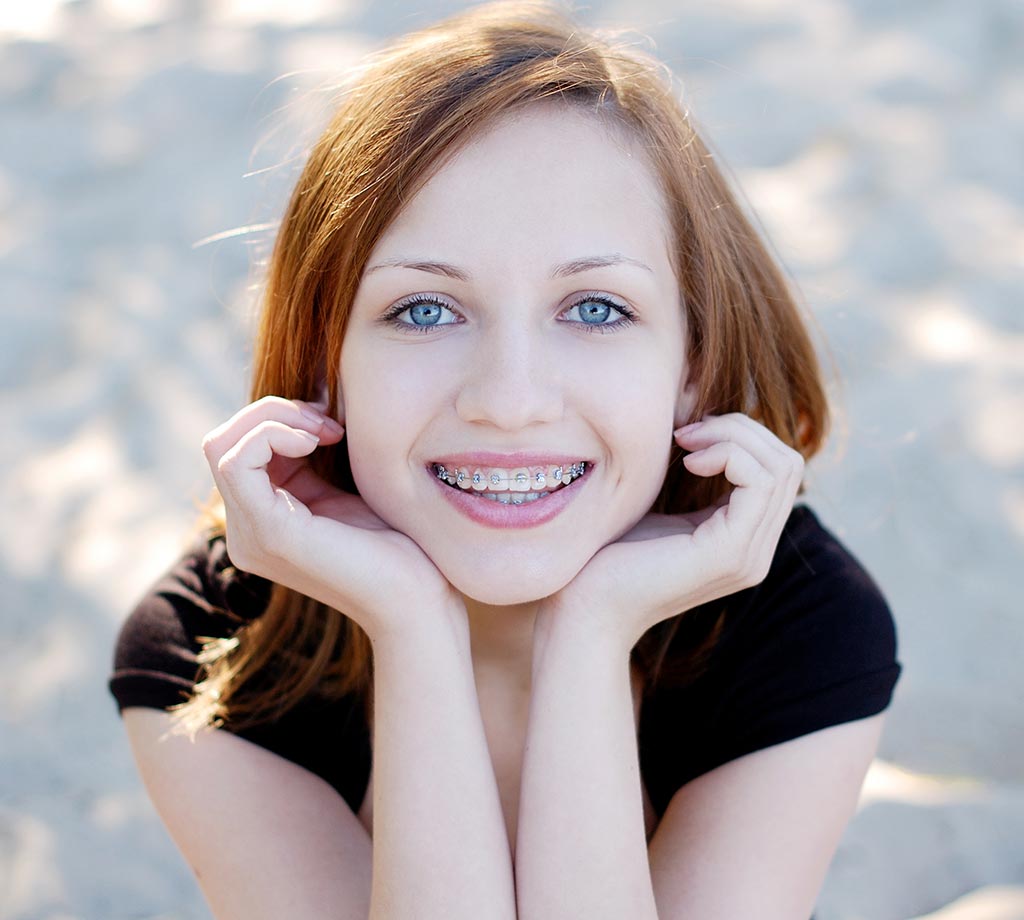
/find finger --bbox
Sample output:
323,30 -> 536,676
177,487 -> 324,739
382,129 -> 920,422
682,440 -> 771,487
683,441 -> 773,530
682,442 -> 788,586
676,413 -> 804,526
202,396 -> 343,466
295,391 -> 345,438
683,434 -> 798,571
675,413 -> 799,481
308,378 -> 332,410
213,420 -> 321,512
267,441 -> 345,501
306,378 -> 348,429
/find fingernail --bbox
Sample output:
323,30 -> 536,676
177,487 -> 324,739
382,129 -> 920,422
297,429 -> 320,442
675,422 -> 702,435
299,406 -> 324,423
324,417 -> 345,434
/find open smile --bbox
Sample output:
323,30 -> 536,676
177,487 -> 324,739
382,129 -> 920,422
430,461 -> 588,503
427,461 -> 592,528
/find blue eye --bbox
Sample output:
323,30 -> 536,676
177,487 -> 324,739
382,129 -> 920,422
381,295 -> 460,334
379,291 -> 638,335
563,294 -> 638,333
407,300 -> 447,326
577,300 -> 612,323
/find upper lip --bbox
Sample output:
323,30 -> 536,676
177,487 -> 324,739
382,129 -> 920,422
428,451 -> 592,468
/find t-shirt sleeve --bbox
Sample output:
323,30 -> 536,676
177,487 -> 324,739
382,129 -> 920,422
709,512 -> 902,766
107,535 -> 374,813
108,535 -> 269,714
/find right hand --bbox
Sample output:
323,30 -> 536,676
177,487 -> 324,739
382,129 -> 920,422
201,394 -> 466,645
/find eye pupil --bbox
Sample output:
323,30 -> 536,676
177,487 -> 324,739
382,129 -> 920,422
579,300 -> 612,324
410,303 -> 442,325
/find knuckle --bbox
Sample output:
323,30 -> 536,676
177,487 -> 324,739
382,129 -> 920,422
254,395 -> 289,412
225,540 -> 252,572
738,545 -> 770,586
229,546 -> 263,577
215,453 -> 237,480
789,454 -> 806,486
743,557 -> 769,588
226,528 -> 265,573
730,411 -> 759,429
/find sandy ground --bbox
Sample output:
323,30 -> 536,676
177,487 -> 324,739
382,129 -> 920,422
1,1 -> 1021,917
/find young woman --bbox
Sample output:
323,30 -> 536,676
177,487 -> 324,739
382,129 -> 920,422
109,3 -> 902,917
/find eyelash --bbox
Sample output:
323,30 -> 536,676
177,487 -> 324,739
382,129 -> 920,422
379,292 -> 639,335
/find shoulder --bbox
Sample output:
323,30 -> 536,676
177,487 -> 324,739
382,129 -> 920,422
110,533 -> 374,815
725,504 -> 899,668
108,533 -> 271,711
643,511 -> 899,912
710,503 -> 902,751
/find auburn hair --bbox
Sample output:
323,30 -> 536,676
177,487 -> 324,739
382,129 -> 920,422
168,0 -> 831,738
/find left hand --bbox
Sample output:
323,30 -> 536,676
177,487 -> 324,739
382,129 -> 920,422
535,412 -> 806,650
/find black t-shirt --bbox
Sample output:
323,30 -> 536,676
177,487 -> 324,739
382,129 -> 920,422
108,504 -> 902,819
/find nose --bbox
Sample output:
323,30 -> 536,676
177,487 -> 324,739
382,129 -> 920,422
454,319 -> 564,430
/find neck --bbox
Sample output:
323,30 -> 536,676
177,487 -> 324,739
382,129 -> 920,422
463,595 -> 538,695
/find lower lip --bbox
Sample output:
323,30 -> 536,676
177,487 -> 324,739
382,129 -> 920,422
428,467 -> 590,529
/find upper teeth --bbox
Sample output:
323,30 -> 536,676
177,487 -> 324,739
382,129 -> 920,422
433,462 -> 587,492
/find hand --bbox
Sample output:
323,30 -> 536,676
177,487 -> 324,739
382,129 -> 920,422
535,413 -> 805,650
201,394 -> 466,645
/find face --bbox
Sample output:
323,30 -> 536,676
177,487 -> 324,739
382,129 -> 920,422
339,103 -> 696,604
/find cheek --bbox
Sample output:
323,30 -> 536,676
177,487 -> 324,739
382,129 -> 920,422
595,365 -> 678,512
342,341 -> 443,423
338,358 -> 400,501
338,350 -> 446,519
600,361 -> 678,452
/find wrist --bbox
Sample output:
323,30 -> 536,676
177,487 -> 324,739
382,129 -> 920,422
369,597 -> 471,658
532,600 -> 634,678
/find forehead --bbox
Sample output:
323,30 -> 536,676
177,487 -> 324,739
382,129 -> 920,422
372,102 -> 673,267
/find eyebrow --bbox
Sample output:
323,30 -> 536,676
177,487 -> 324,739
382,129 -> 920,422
363,253 -> 654,281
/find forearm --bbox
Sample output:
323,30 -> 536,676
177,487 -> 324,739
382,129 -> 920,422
515,614 -> 658,920
367,612 -> 517,920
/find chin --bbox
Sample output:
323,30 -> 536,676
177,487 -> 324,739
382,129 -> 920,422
432,550 -> 589,606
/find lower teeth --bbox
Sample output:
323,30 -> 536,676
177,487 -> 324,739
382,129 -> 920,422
473,491 -> 550,505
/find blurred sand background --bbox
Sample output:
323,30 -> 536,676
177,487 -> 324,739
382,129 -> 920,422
1,0 -> 1021,917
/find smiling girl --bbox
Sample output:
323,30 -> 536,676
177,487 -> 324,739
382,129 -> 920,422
109,3 -> 902,918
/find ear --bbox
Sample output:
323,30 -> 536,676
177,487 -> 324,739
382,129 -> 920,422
333,377 -> 345,425
673,370 -> 700,430
312,366 -> 344,425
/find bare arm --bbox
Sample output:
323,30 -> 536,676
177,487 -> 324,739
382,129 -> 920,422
514,612 -> 885,920
514,615 -> 657,920
368,612 -> 517,920
646,714 -> 884,918
122,707 -> 374,920
197,396 -> 516,916
123,608 -> 517,920
494,414 -> 887,916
